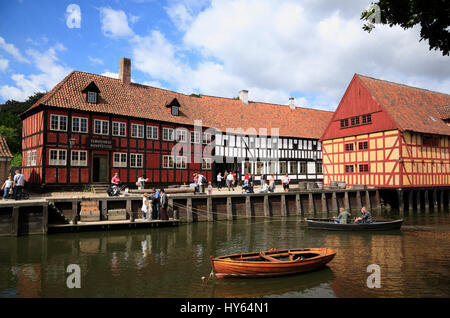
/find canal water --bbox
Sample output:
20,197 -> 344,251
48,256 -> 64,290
1,212 -> 449,298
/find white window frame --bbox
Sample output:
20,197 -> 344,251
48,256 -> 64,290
94,119 -> 109,135
163,128 -> 174,141
176,156 -> 187,169
130,153 -> 143,168
191,131 -> 201,144
202,158 -> 212,170
87,91 -> 97,103
112,121 -> 126,137
26,150 -> 37,166
176,128 -> 188,143
113,152 -> 127,168
50,114 -> 67,132
163,155 -> 174,168
203,132 -> 212,145
146,125 -> 158,140
49,149 -> 67,166
71,117 -> 88,133
131,124 -> 144,139
71,150 -> 88,166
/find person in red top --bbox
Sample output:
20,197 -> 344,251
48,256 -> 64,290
111,172 -> 121,185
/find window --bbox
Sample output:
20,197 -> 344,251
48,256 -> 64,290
191,131 -> 201,144
87,91 -> 97,103
146,126 -> 158,140
358,141 -> 368,150
171,106 -> 179,116
113,153 -> 127,167
203,132 -> 212,145
340,119 -> 349,128
279,161 -> 287,174
316,162 -> 323,174
345,143 -> 354,152
163,128 -> 174,141
130,153 -> 143,168
423,136 -> 439,147
112,122 -> 126,136
176,129 -> 188,142
351,116 -> 360,126
299,162 -> 307,174
289,161 -> 298,174
50,114 -> 67,131
72,117 -> 88,133
49,149 -> 67,166
163,155 -> 174,168
202,158 -> 212,170
345,165 -> 354,173
94,119 -> 109,135
131,124 -> 144,138
71,150 -> 87,166
26,150 -> 37,166
359,164 -> 369,172
362,114 -> 372,124
176,156 -> 187,169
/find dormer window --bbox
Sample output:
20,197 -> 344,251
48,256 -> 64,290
166,98 -> 181,116
87,91 -> 97,103
82,81 -> 101,104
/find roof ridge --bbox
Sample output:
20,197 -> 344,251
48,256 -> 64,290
356,73 -> 450,96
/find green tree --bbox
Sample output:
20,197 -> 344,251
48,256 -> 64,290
0,125 -> 20,154
361,0 -> 450,56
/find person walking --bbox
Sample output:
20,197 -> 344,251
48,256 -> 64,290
217,172 -> 223,191
141,193 -> 152,221
160,189 -> 169,220
152,188 -> 161,219
227,172 -> 234,191
13,170 -> 25,200
193,173 -> 199,194
1,176 -> 13,200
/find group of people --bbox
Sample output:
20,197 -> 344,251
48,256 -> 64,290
193,172 -> 212,194
141,188 -> 169,221
333,206 -> 373,224
1,170 -> 25,201
216,171 -> 238,191
215,172 -> 291,194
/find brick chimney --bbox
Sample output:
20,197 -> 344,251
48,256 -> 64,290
119,57 -> 131,84
239,90 -> 248,105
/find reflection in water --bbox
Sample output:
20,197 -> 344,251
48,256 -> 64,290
0,213 -> 449,298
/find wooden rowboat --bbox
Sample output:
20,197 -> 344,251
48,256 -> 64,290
210,248 -> 336,279
306,218 -> 403,231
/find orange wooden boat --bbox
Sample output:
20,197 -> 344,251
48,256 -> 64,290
210,248 -> 336,278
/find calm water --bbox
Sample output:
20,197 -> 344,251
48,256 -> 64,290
1,212 -> 450,298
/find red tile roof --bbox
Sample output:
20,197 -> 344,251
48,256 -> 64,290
25,71 -> 333,139
0,135 -> 13,158
357,74 -> 450,136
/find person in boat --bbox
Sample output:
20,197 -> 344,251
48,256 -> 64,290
354,206 -> 373,224
333,207 -> 351,224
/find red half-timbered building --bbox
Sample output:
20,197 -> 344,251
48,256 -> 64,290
321,74 -> 450,188
20,58 -> 333,189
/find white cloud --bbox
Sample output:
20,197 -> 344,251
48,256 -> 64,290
99,7 -> 134,38
165,4 -> 193,31
0,44 -> 72,101
88,56 -> 104,65
0,36 -> 29,63
0,58 -> 8,71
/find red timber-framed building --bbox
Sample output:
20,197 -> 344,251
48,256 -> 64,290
19,58 -> 333,189
320,74 -> 450,211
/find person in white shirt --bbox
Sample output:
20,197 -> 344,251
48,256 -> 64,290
259,180 -> 269,193
141,193 -> 152,221
281,173 -> 290,192
13,170 -> 25,200
227,173 -> 234,191
217,172 -> 223,191
137,175 -> 148,190
1,176 -> 13,200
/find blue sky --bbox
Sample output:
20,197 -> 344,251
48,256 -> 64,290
0,0 -> 449,110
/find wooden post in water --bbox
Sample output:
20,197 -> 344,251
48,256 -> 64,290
398,189 -> 404,216
126,199 -> 133,222
264,195 -> 270,217
424,190 -> 430,214
321,193 -> 328,214
331,192 -> 338,213
101,199 -> 108,220
439,189 -> 444,212
42,203 -> 48,234
408,190 -> 414,213
374,189 -> 381,212
308,193 -> 315,215
207,196 -> 213,221
344,191 -> 350,212
280,195 -> 287,217
71,200 -> 78,224
226,196 -> 233,220
417,190 -> 421,212
187,197 -> 193,222
365,190 -> 372,211
432,189 -> 438,211
11,207 -> 19,236
356,191 -> 362,211
245,196 -> 253,218
295,194 -> 303,216
168,198 -> 174,219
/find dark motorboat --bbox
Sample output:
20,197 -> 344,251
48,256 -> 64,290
306,218 -> 403,231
